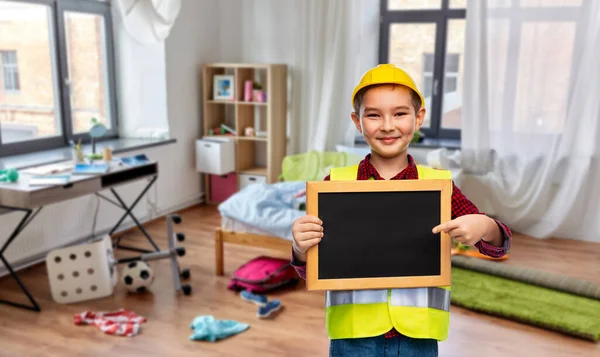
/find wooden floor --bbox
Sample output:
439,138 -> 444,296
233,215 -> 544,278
0,204 -> 599,357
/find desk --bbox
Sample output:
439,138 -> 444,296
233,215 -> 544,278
0,160 -> 159,311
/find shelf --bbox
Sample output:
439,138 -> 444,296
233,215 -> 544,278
240,167 -> 267,176
207,100 -> 236,105
237,101 -> 268,106
207,100 -> 267,106
237,136 -> 268,142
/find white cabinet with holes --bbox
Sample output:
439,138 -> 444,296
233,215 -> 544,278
240,174 -> 267,190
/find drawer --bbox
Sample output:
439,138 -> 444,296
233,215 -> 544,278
240,174 -> 267,190
196,137 -> 235,175
210,173 -> 237,203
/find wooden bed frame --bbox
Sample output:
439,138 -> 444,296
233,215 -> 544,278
215,228 -> 292,276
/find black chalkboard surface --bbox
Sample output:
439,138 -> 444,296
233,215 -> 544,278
306,180 -> 451,291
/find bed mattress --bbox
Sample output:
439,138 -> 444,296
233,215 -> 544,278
220,216 -> 292,241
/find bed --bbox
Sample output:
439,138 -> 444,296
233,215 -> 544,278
215,181 -> 306,275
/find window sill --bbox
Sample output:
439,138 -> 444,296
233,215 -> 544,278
354,137 -> 461,150
0,137 -> 177,170
409,138 -> 460,150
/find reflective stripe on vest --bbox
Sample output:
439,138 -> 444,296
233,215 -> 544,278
390,287 -> 450,311
326,287 -> 449,312
326,290 -> 388,307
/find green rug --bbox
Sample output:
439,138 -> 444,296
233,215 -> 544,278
451,267 -> 600,342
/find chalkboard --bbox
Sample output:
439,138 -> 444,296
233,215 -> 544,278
306,179 -> 451,291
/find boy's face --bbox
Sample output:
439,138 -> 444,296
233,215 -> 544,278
351,84 -> 425,159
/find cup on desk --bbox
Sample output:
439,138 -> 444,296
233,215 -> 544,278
103,147 -> 113,162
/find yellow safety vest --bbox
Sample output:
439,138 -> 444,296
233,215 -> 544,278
325,164 -> 452,341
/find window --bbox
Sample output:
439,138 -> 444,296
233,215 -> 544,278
378,0 -> 466,140
0,0 -> 117,157
1,50 -> 20,92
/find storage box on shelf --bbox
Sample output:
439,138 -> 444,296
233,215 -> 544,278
197,63 -> 287,204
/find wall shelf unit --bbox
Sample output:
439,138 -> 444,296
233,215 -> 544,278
200,63 -> 288,204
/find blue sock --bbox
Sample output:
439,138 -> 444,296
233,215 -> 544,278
257,299 -> 281,319
240,290 -> 268,306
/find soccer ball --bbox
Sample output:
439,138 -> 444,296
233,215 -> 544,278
122,261 -> 154,293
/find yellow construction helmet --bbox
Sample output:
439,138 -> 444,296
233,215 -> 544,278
351,64 -> 424,108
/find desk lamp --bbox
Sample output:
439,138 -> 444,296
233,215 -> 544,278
88,118 -> 107,160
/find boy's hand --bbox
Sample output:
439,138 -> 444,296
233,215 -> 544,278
291,215 -> 323,262
432,214 -> 502,247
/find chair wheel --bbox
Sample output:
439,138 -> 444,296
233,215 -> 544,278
176,247 -> 186,257
172,214 -> 182,224
181,268 -> 190,280
176,233 -> 185,242
182,284 -> 192,295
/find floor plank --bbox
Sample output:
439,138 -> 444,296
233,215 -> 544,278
0,204 -> 598,356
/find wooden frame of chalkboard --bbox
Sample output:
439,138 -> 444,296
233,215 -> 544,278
305,179 -> 452,291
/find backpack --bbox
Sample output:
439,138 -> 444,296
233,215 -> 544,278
227,256 -> 299,293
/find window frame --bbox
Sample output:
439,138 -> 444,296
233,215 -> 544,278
378,0 -> 465,141
0,0 -> 118,157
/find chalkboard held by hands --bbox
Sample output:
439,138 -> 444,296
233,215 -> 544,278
305,179 -> 452,291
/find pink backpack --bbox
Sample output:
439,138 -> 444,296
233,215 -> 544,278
227,256 -> 299,293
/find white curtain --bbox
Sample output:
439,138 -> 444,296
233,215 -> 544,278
238,0 -> 379,154
112,0 -> 181,44
461,0 -> 600,242
111,0 -> 182,139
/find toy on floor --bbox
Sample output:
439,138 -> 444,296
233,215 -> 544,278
117,214 -> 192,295
189,315 -> 249,342
121,261 -> 155,293
0,168 -> 19,183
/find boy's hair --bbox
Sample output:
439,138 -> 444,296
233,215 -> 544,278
352,84 -> 422,116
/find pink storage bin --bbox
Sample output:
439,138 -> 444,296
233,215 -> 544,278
210,173 -> 237,203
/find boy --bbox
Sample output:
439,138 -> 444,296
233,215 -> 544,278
290,64 -> 512,357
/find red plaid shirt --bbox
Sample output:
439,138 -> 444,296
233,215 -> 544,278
291,153 -> 512,338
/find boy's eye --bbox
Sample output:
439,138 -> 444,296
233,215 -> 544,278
366,113 -> 379,118
395,112 -> 408,117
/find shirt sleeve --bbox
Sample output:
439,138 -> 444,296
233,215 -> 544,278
291,251 -> 307,279
451,182 -> 512,257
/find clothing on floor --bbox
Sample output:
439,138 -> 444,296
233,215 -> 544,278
189,315 -> 249,342
74,309 -> 146,337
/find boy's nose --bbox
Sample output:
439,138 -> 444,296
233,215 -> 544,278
380,116 -> 394,131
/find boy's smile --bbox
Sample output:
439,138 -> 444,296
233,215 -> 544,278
352,84 -> 425,160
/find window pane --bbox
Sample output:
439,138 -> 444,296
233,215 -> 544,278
441,19 -> 465,130
388,23 -> 436,128
64,12 -> 111,134
0,1 -> 62,144
449,0 -> 467,8
388,0 -> 441,10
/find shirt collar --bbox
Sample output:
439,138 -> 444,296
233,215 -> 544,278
356,153 -> 418,180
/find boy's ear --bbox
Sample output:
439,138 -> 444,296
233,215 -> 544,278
415,107 -> 426,130
351,112 -> 362,134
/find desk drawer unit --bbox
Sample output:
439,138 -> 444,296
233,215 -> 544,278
30,178 -> 102,208
195,138 -> 235,175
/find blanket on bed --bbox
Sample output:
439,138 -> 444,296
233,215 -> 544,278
217,181 -> 306,240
